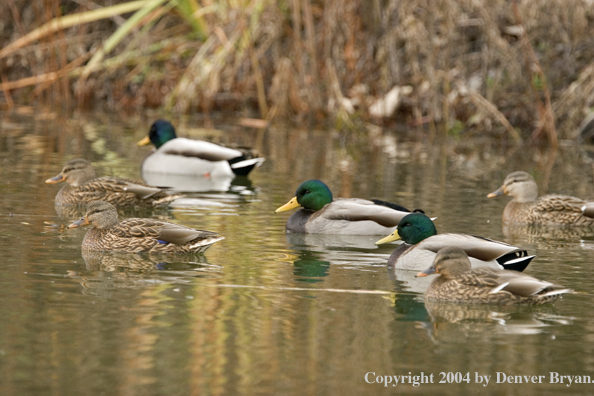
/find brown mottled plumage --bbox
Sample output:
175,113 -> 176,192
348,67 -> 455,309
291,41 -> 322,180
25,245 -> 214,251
68,201 -> 224,253
46,158 -> 182,207
416,247 -> 571,305
487,171 -> 594,226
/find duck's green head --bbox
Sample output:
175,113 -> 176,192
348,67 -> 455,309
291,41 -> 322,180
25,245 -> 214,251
137,119 -> 177,149
375,212 -> 437,245
275,179 -> 333,213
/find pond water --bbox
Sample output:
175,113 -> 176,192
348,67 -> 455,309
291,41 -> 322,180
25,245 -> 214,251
1,112 -> 594,395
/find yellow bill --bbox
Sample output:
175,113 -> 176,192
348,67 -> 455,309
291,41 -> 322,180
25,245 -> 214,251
275,197 -> 301,213
137,136 -> 151,146
375,230 -> 401,245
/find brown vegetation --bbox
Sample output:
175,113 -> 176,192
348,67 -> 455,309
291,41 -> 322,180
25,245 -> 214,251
1,0 -> 594,143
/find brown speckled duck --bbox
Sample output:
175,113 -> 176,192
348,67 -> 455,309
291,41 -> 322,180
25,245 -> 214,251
46,158 -> 182,207
68,201 -> 224,253
487,171 -> 594,226
416,247 -> 571,305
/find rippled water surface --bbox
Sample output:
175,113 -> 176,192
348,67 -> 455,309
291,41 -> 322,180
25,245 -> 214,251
2,113 -> 594,395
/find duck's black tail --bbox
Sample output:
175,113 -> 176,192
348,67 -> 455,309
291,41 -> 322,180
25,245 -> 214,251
371,199 -> 411,213
228,157 -> 266,176
497,252 -> 536,272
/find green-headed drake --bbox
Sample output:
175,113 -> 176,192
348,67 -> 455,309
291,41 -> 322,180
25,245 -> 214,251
69,201 -> 224,253
488,171 -> 594,225
46,158 -> 182,207
416,247 -> 571,305
137,119 -> 265,178
275,179 -> 414,235
375,213 -> 534,271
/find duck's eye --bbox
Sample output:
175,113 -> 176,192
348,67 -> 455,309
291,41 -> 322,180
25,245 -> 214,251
304,190 -> 310,194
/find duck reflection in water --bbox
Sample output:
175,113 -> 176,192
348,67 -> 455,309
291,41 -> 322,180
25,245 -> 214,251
419,302 -> 573,344
285,233 -> 393,283
81,249 -> 211,273
293,250 -> 330,283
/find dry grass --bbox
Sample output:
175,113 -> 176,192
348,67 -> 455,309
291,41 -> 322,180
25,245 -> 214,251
1,0 -> 594,143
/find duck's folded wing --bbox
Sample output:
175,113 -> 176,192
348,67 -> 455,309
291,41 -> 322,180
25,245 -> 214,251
458,269 -> 501,288
534,195 -> 584,213
156,222 -> 220,245
113,219 -> 161,239
494,273 -> 557,296
160,138 -> 243,161
114,220 -> 210,244
417,233 -> 522,261
85,177 -> 165,199
322,198 -> 409,227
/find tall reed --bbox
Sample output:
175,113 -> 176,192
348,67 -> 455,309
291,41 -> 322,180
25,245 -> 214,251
1,0 -> 594,143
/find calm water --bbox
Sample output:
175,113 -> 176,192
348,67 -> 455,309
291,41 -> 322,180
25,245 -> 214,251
2,113 -> 594,395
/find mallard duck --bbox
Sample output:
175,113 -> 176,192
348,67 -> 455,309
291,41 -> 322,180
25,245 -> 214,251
137,119 -> 265,177
375,213 -> 534,271
274,179 -> 414,235
487,171 -> 594,225
46,158 -> 182,207
68,201 -> 224,253
416,247 -> 571,305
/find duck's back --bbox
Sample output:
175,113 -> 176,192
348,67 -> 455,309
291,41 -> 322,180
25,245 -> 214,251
504,195 -> 594,225
300,198 -> 408,235
142,138 -> 240,177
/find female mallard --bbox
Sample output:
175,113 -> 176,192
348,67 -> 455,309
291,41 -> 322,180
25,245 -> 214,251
274,179 -> 413,235
487,171 -> 594,225
46,158 -> 182,207
68,201 -> 224,253
137,119 -> 265,177
375,213 -> 534,271
416,247 -> 571,305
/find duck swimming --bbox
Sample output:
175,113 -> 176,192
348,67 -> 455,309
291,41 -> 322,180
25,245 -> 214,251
274,179 -> 414,235
46,158 -> 181,207
137,119 -> 265,178
416,247 -> 571,305
375,212 -> 534,271
69,200 -> 223,253
487,171 -> 594,225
